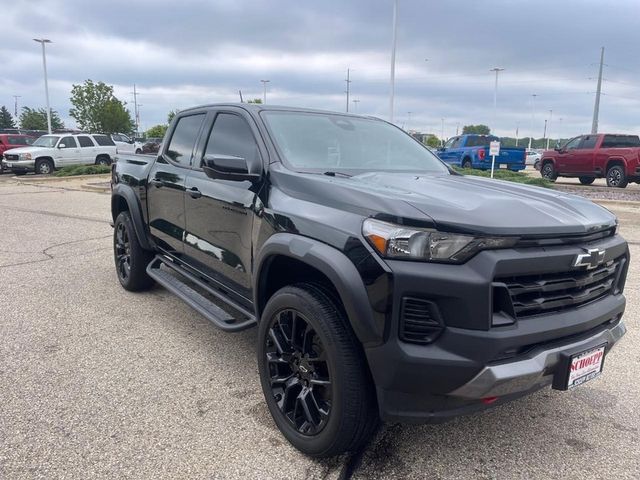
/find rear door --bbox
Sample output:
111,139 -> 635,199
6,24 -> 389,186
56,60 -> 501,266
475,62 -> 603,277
147,112 -> 206,257
77,135 -> 97,164
183,109 -> 264,301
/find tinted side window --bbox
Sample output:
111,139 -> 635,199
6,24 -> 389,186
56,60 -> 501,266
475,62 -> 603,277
203,113 -> 259,167
166,114 -> 205,165
93,135 -> 116,146
602,135 -> 640,148
8,136 -> 25,145
564,136 -> 582,150
60,136 -> 77,148
77,136 -> 95,147
580,135 -> 598,149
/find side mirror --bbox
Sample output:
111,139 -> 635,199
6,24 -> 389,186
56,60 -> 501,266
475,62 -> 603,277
202,154 -> 261,183
58,144 -> 66,149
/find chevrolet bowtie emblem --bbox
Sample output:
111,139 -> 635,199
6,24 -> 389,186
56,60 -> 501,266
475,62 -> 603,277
573,248 -> 606,269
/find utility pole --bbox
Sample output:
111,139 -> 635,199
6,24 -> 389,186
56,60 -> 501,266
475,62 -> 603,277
515,124 -> 519,146
528,94 -> 537,150
441,118 -> 445,147
546,109 -> 553,149
260,79 -> 270,104
13,95 -> 21,117
490,67 -> 504,132
131,84 -> 139,135
345,69 -> 351,112
543,119 -> 548,145
591,47 -> 605,134
33,38 -> 52,134
352,99 -> 360,112
389,0 -> 398,123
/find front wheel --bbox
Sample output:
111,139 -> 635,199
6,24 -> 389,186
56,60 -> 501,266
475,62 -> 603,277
113,211 -> 155,291
606,165 -> 628,188
96,156 -> 111,166
540,162 -> 557,181
258,284 -> 378,458
35,159 -> 54,175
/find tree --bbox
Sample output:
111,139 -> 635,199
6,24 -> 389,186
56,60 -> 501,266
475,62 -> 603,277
247,98 -> 263,104
167,109 -> 179,124
146,124 -> 168,138
462,124 -> 491,135
19,107 -> 64,130
0,106 -> 16,129
424,135 -> 441,148
69,79 -> 134,133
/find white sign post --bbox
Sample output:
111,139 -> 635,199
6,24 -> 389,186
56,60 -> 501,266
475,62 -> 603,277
489,141 -> 501,178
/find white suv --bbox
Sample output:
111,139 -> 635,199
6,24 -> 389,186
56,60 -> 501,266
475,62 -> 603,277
111,133 -> 136,155
1,133 -> 117,175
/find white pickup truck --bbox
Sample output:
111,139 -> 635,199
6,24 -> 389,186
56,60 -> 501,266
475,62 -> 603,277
1,133 -> 117,175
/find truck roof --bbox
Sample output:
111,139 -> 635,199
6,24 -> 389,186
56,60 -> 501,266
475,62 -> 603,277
178,102 -> 377,119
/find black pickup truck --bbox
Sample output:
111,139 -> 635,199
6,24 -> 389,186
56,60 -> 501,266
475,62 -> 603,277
111,104 -> 629,457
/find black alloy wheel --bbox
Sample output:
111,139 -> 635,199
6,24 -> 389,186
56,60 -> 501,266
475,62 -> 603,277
265,308 -> 332,436
541,162 -> 556,181
114,221 -> 131,283
606,165 -> 628,188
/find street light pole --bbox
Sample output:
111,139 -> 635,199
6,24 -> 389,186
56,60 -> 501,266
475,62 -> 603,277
528,94 -> 537,150
33,38 -> 52,134
260,79 -> 270,104
352,99 -> 360,112
546,109 -> 553,149
389,0 -> 398,123
441,118 -> 445,147
490,67 -> 504,133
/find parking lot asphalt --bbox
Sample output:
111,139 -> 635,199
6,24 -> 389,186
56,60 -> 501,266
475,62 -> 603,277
1,174 -> 639,479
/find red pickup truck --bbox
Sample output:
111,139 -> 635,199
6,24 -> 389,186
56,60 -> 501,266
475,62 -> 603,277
540,133 -> 640,188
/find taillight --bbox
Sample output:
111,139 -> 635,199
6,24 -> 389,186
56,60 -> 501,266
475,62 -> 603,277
478,149 -> 486,160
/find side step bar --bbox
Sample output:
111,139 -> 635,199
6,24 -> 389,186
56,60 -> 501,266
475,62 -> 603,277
146,255 -> 256,332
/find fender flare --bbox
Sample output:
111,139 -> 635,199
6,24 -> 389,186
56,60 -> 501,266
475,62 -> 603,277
111,183 -> 152,250
605,157 -> 627,171
254,233 -> 384,347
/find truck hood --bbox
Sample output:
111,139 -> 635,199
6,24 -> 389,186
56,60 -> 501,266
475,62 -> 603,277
273,168 -> 616,236
2,146 -> 41,155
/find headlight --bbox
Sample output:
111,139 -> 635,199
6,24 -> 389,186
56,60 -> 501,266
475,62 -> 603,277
19,153 -> 32,160
362,218 -> 518,263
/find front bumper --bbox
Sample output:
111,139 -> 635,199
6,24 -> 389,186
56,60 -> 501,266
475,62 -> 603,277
365,234 -> 628,423
1,159 -> 35,172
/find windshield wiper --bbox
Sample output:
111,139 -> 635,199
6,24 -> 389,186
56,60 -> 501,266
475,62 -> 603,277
323,171 -> 352,178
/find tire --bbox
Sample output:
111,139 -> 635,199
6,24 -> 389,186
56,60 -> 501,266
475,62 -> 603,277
534,160 -> 541,171
579,176 -> 595,185
135,149 -> 142,154
606,165 -> 628,188
96,156 -> 111,166
258,283 -> 378,458
462,158 -> 472,169
35,159 -> 54,175
113,211 -> 155,291
540,161 -> 557,181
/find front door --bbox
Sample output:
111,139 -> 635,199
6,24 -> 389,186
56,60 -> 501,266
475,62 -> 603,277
55,136 -> 81,166
556,136 -> 583,174
183,111 -> 263,301
147,112 -> 206,257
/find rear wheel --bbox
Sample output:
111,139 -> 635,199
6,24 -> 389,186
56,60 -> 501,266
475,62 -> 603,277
541,162 -> 556,181
579,176 -> 595,185
96,156 -> 111,166
258,284 -> 377,458
461,158 -> 472,169
606,165 -> 628,188
35,159 -> 54,175
113,211 -> 155,291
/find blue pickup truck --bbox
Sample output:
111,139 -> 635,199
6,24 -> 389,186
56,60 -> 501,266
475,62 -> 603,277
437,134 -> 526,171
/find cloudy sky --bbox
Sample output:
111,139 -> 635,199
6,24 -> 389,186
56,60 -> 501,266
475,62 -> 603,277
2,0 -> 639,139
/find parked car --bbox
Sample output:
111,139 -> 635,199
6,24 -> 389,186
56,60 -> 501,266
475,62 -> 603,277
2,133 -> 116,175
438,134 -> 526,170
540,133 -> 640,187
0,134 -> 36,173
525,149 -> 542,169
139,137 -> 163,155
111,104 -> 628,457
133,137 -> 146,154
110,133 -> 135,155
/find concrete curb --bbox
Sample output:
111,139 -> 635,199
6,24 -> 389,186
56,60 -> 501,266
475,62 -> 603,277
12,173 -> 111,183
593,199 -> 640,207
80,183 -> 111,194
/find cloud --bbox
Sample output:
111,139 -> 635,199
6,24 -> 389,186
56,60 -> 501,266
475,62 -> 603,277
2,0 -> 639,136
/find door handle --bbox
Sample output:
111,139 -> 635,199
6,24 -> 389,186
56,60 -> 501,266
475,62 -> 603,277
188,187 -> 202,199
149,178 -> 164,187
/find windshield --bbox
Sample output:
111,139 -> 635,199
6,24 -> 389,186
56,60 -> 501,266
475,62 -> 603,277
262,111 -> 449,174
32,135 -> 60,147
